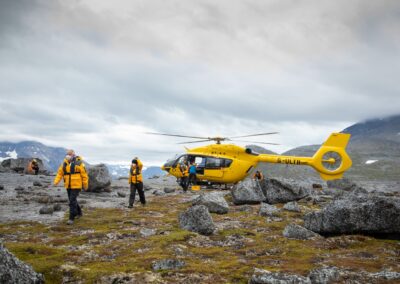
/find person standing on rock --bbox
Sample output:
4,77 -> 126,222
253,170 -> 264,181
128,158 -> 146,208
53,150 -> 88,225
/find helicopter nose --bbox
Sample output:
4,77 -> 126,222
161,164 -> 170,172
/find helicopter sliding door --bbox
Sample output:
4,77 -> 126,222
204,157 -> 233,178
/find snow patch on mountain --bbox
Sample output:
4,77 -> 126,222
0,149 -> 18,162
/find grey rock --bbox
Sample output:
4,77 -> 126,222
103,187 -> 112,193
193,192 -> 229,214
164,187 -> 176,194
327,177 -> 357,191
283,201 -> 301,212
266,217 -> 284,223
151,259 -> 185,271
179,205 -> 215,235
117,192 -> 126,198
140,228 -> 156,237
14,186 -> 24,191
37,196 -> 51,204
370,270 -> 400,280
259,203 -> 280,217
283,224 -> 321,240
308,266 -> 339,284
39,206 -> 54,214
249,268 -> 311,284
153,189 -> 165,196
304,195 -> 400,236
231,179 -> 265,205
33,181 -> 42,187
1,158 -> 45,174
87,164 -> 112,192
0,242 -> 44,283
143,184 -> 152,191
260,179 -> 310,204
53,204 -> 62,212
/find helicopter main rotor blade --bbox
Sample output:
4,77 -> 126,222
232,140 -> 280,145
145,132 -> 209,140
229,132 -> 279,139
176,139 -> 213,144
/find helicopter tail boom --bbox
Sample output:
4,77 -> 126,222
257,133 -> 352,181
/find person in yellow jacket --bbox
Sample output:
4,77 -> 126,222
253,170 -> 264,181
54,150 -> 88,225
179,161 -> 189,192
128,158 -> 146,208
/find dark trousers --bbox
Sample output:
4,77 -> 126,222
189,173 -> 197,185
180,176 -> 189,191
32,166 -> 39,175
67,189 -> 82,220
130,182 -> 146,205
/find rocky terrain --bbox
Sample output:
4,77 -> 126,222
0,171 -> 399,283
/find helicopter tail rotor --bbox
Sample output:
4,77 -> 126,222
310,133 -> 352,180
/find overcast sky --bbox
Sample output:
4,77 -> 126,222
0,0 -> 399,166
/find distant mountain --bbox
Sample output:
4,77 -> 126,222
106,164 -> 166,179
258,114 -> 400,182
0,141 -> 66,172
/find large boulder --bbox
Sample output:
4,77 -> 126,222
231,179 -> 265,205
0,242 -> 44,283
179,205 -> 215,235
87,164 -> 112,192
1,158 -> 45,174
304,195 -> 400,237
260,179 -> 310,204
192,192 -> 229,214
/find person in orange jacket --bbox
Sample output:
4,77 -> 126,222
54,150 -> 88,225
29,159 -> 39,175
128,158 -> 146,208
253,170 -> 264,181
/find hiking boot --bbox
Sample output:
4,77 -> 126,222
128,205 -> 133,208
67,219 -> 74,225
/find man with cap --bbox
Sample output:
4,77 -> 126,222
54,149 -> 89,225
128,157 -> 146,208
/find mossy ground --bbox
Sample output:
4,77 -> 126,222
1,193 -> 399,283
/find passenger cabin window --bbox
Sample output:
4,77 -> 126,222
194,157 -> 206,168
205,157 -> 233,169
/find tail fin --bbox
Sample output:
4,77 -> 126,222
310,133 -> 352,180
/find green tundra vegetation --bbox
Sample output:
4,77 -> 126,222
1,195 -> 399,283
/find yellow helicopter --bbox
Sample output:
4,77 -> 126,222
148,132 -> 352,187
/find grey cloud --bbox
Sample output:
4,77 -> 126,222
0,0 -> 399,164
